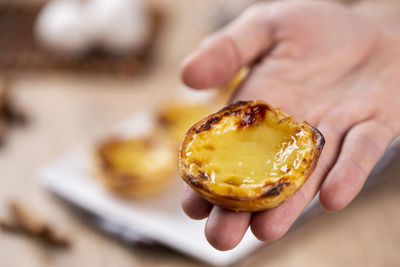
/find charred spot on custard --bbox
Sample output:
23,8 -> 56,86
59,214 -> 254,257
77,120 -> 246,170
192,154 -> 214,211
195,116 -> 222,133
217,100 -> 251,114
185,174 -> 203,188
198,171 -> 208,180
277,117 -> 291,125
203,144 -> 215,150
262,181 -> 291,197
194,101 -> 270,133
191,158 -> 203,168
238,104 -> 269,129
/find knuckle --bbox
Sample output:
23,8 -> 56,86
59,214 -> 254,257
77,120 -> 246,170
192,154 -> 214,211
349,121 -> 393,157
320,162 -> 364,212
340,159 -> 367,185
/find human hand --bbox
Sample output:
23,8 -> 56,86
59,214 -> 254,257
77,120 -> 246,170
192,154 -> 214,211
180,0 -> 400,250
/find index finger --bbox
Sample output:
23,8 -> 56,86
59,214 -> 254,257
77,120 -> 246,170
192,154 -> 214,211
181,3 -> 275,89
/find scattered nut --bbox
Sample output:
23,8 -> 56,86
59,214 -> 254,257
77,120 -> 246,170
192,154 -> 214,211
0,79 -> 29,147
0,200 -> 71,248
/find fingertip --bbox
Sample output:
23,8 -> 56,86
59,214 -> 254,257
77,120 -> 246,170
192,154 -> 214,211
319,160 -> 366,213
180,52 -> 201,89
319,184 -> 350,213
181,185 -> 212,220
205,206 -> 250,251
205,229 -> 237,251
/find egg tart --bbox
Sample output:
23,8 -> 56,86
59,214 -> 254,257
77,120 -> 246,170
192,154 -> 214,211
157,103 -> 213,146
179,100 -> 324,212
95,136 -> 176,197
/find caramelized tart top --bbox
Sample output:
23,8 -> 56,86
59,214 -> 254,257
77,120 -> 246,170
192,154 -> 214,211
180,101 -> 324,200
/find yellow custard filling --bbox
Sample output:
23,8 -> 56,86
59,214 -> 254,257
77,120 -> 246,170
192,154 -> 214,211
183,111 -> 314,196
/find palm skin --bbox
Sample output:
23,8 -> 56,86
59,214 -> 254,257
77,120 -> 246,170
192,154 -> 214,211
180,0 -> 400,251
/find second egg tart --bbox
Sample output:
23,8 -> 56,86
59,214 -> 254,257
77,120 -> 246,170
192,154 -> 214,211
157,103 -> 213,146
95,137 -> 176,197
179,100 -> 324,212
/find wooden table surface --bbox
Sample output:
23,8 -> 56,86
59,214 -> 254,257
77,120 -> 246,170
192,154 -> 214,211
1,0 -> 399,266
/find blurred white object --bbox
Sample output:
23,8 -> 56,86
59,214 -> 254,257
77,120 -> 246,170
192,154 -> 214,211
35,0 -> 150,56
85,0 -> 150,54
35,0 -> 90,55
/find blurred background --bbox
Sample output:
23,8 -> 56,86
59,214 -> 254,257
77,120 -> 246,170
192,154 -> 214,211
0,0 -> 399,266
